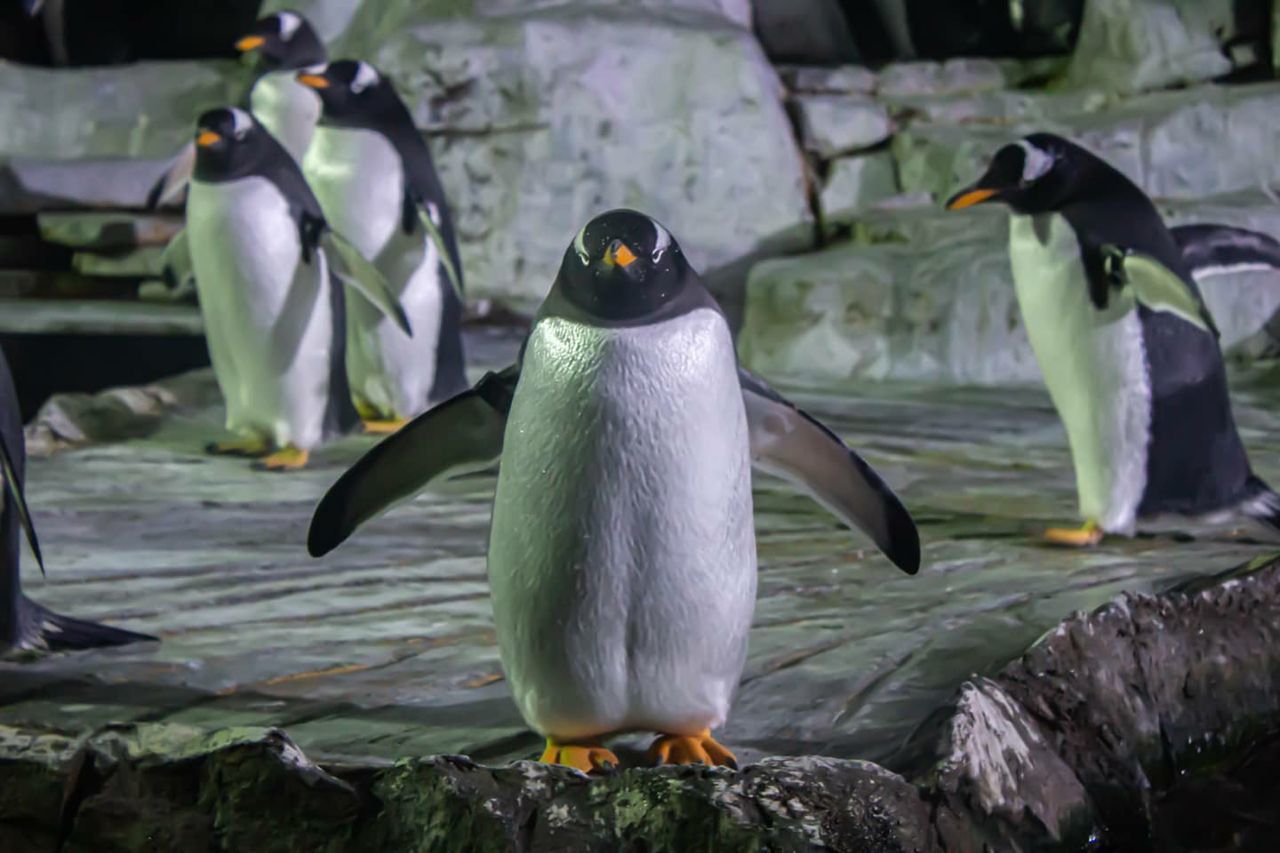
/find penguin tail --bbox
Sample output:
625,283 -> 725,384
18,596 -> 157,652
1239,475 -> 1280,535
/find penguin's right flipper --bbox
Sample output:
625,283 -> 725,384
16,596 -> 156,652
145,141 -> 197,209
321,230 -> 413,336
1102,245 -> 1218,335
739,368 -> 920,575
416,207 -> 465,297
1172,224 -> 1280,281
155,227 -> 196,300
307,365 -> 519,557
0,427 -> 44,576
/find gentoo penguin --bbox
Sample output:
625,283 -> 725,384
307,209 -> 920,772
147,10 -> 327,208
947,132 -> 1280,545
298,60 -> 467,433
0,346 -> 154,651
161,107 -> 410,471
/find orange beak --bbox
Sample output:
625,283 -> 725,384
604,242 -> 638,268
296,73 -> 329,89
946,188 -> 998,210
235,35 -> 265,52
196,130 -> 221,148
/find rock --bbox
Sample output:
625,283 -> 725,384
72,247 -> 164,278
37,212 -> 183,249
778,64 -> 877,96
751,0 -> 859,65
328,3 -> 808,310
877,59 -> 1007,99
0,61 -> 248,160
1010,0 -> 1085,55
819,151 -> 899,216
1,158 -> 178,214
897,83 -> 1280,204
932,679 -> 1096,851
792,94 -> 892,159
1065,0 -> 1246,94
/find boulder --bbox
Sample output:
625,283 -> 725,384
792,94 -> 892,158
1065,0 -> 1263,94
877,59 -> 1007,99
326,3 -> 808,310
819,150 -> 899,216
778,64 -> 877,96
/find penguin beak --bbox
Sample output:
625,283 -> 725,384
196,130 -> 222,148
297,73 -> 330,89
602,241 -> 638,269
235,35 -> 265,52
945,186 -> 999,210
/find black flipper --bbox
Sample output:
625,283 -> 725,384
1172,224 -> 1280,281
739,368 -> 920,575
1239,475 -> 1280,535
1100,244 -> 1218,335
307,365 -> 519,557
145,141 -> 196,210
0,428 -> 43,576
321,229 -> 412,336
16,596 -> 157,652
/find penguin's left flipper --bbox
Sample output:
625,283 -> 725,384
17,596 -> 157,651
1101,245 -> 1218,336
416,206 -> 465,297
145,141 -> 196,210
322,230 -> 413,337
739,368 -> 920,575
153,228 -> 196,301
0,429 -> 43,576
1172,224 -> 1280,281
307,365 -> 519,557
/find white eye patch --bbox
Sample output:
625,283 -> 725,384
229,107 -> 253,138
651,219 -> 671,262
573,224 -> 590,265
1018,140 -> 1054,183
277,12 -> 302,39
351,61 -> 379,93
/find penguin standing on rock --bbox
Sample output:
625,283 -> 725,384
298,60 -> 468,433
161,107 -> 410,471
148,10 -> 328,208
947,132 -> 1280,545
307,209 -> 920,772
0,346 -> 155,652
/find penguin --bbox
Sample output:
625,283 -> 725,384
946,132 -> 1280,545
297,60 -> 468,433
147,10 -> 327,209
160,107 -> 411,471
0,345 -> 155,652
306,209 -> 920,772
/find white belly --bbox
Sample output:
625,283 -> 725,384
1011,213 -> 1151,533
305,126 -> 447,418
249,72 -> 322,162
488,308 -> 757,740
186,177 -> 339,449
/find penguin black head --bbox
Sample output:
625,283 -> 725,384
296,60 -> 407,130
192,107 -> 285,182
235,10 -> 326,71
553,209 -> 694,322
945,133 -> 1083,215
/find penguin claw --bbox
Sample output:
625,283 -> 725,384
648,730 -> 737,769
538,739 -> 619,775
1043,520 -> 1103,547
205,438 -> 270,457
252,447 -> 310,472
362,418 -> 409,435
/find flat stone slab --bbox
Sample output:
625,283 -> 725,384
2,327 -> 1278,776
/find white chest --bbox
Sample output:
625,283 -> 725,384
249,72 -> 322,161
303,126 -> 404,259
1009,213 -> 1151,531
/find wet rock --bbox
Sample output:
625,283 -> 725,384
877,59 -> 1007,99
819,151 -> 899,216
792,94 -> 892,158
37,212 -> 183,250
779,64 -> 877,96
1065,0 -> 1261,94
332,3 -> 809,309
752,0 -> 860,65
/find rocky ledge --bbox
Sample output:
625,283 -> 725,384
3,555 -> 1279,852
